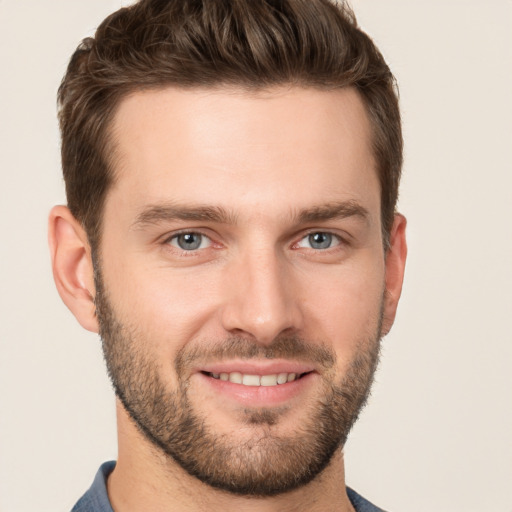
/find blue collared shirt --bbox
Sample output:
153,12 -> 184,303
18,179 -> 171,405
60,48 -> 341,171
71,461 -> 386,512
71,461 -> 114,512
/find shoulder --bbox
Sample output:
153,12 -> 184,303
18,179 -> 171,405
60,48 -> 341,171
70,461 -> 116,512
347,487 -> 388,512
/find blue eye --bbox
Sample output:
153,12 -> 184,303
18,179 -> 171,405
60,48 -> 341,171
297,232 -> 340,250
169,233 -> 210,251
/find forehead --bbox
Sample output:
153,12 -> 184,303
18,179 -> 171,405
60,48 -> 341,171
107,86 -> 379,220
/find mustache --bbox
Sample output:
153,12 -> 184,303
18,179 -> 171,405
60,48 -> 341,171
175,335 -> 336,375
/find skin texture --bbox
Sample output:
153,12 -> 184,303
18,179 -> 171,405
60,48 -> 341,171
49,86 -> 407,511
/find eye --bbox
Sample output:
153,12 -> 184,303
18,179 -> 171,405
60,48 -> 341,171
296,232 -> 340,250
168,232 -> 211,251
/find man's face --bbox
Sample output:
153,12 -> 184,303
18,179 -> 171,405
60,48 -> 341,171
96,86 -> 390,495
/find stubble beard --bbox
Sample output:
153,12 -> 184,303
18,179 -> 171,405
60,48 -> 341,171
95,271 -> 383,497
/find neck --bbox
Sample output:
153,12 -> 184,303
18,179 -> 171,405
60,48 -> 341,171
108,401 -> 355,512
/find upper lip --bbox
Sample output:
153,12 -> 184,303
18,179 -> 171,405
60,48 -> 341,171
196,359 -> 316,376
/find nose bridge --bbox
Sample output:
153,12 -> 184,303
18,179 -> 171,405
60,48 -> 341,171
221,243 -> 302,344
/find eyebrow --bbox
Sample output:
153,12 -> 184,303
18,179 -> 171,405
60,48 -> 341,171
295,200 -> 369,224
131,199 -> 369,229
132,203 -> 238,228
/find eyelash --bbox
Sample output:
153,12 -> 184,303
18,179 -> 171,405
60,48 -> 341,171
294,231 -> 344,251
163,229 -> 347,255
163,230 -> 215,255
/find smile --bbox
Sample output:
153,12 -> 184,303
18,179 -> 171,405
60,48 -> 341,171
203,371 -> 309,387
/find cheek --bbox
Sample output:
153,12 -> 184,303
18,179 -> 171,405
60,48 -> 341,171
104,259 -> 221,349
301,256 -> 385,351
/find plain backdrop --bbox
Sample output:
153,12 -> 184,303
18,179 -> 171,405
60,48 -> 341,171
0,1 -> 511,511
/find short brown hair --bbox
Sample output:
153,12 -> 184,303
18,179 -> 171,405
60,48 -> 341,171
58,0 -> 402,250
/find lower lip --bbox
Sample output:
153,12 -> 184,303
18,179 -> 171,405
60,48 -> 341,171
195,372 -> 316,407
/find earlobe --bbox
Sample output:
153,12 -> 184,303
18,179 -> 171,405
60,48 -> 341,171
48,205 -> 99,333
381,214 -> 407,336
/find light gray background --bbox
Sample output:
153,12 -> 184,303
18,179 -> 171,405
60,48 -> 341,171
1,1 -> 511,511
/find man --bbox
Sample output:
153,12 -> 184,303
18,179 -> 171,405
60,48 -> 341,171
48,0 -> 407,510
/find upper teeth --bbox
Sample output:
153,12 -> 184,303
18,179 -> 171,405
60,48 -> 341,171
209,372 -> 299,386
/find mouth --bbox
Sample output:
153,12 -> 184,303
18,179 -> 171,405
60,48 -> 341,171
194,362 -> 317,407
201,371 -> 311,387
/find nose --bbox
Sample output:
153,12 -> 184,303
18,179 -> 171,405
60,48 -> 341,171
220,247 -> 304,345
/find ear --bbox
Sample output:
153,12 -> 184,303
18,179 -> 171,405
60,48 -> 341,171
48,205 -> 99,333
381,214 -> 407,336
